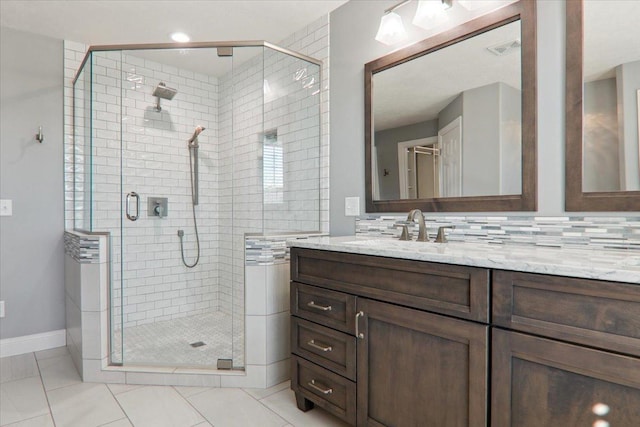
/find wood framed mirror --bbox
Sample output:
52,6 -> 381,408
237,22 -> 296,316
565,0 -> 640,211
365,0 -> 536,213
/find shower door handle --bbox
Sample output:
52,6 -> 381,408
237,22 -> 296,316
126,192 -> 140,221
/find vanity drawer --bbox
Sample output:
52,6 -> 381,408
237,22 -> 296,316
493,270 -> 640,357
291,282 -> 357,334
292,317 -> 356,380
291,355 -> 356,425
291,247 -> 490,322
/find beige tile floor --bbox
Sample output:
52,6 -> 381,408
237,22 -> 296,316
0,347 -> 350,427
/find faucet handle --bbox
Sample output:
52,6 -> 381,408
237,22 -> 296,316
435,225 -> 455,243
394,222 -> 412,241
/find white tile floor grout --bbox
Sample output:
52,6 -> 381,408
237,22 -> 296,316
0,347 -> 350,427
111,312 -> 238,368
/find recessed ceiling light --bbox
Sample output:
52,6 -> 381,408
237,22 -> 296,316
171,32 -> 190,43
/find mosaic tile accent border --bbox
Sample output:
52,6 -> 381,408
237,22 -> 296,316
64,231 -> 101,263
245,232 -> 327,265
356,216 -> 640,250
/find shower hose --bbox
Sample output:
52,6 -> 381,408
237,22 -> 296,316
178,146 -> 200,268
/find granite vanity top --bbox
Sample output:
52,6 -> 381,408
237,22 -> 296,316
287,236 -> 640,284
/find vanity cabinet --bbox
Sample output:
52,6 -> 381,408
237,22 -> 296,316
491,329 -> 640,427
491,270 -> 640,427
290,247 -> 490,426
290,246 -> 640,426
356,298 -> 487,427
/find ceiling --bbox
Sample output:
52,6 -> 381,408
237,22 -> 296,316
374,20 -> 521,131
584,0 -> 640,82
0,0 -> 347,46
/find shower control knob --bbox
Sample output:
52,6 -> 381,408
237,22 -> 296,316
148,197 -> 168,218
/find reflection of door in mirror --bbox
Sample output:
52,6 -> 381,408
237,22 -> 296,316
438,117 -> 462,197
583,0 -> 640,192
414,146 -> 440,199
397,138 -> 438,199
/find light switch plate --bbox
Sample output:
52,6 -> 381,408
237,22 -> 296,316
0,301 -> 5,318
0,200 -> 12,216
345,196 -> 360,217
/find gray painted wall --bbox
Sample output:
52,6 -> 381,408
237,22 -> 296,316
616,60 -> 640,191
584,78 -> 620,192
0,27 -> 65,339
500,83 -> 522,194
438,82 -> 522,197
438,93 -> 463,132
461,83 -> 502,196
375,119 -> 438,200
330,0 -> 572,235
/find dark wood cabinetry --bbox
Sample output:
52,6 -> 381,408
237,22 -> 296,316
492,270 -> 640,427
290,247 -> 489,426
357,298 -> 487,427
290,247 -> 640,426
492,329 -> 640,427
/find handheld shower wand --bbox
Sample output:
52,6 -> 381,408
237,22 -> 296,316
188,125 -> 205,146
179,125 -> 206,268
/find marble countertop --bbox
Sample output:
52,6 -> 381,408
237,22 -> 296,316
287,236 -> 640,284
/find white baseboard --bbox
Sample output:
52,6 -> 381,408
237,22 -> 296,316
0,329 -> 66,358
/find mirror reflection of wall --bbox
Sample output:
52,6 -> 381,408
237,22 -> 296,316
583,0 -> 640,192
372,20 -> 522,201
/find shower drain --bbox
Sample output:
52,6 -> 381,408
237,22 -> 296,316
190,341 -> 206,348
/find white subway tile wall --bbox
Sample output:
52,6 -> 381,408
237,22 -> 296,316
63,16 -> 330,369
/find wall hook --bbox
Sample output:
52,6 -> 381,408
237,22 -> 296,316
35,126 -> 44,143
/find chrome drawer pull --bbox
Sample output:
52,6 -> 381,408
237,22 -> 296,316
307,339 -> 333,352
307,301 -> 332,311
308,379 -> 333,395
355,311 -> 364,339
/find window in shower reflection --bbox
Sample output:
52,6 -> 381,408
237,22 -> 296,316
263,129 -> 284,204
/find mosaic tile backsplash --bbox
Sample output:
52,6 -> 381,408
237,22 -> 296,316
246,233 -> 327,265
356,215 -> 640,251
64,231 -> 101,263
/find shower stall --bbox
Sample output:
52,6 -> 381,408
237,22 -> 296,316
71,42 -> 322,371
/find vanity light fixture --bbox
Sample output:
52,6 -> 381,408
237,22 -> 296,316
375,2 -> 410,45
413,0 -> 453,30
458,0 -> 504,11
376,0 -> 509,44
170,32 -> 190,43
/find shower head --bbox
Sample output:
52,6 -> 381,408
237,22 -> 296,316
152,82 -> 177,111
188,126 -> 206,145
153,82 -> 177,100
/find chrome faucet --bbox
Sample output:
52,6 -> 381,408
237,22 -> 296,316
401,209 -> 429,242
435,225 -> 455,243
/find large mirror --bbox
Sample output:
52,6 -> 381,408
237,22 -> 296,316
566,0 -> 640,210
365,0 -> 536,213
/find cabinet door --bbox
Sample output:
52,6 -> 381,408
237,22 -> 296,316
492,329 -> 640,427
356,298 -> 488,427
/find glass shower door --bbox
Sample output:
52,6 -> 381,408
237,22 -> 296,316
117,48 -> 236,368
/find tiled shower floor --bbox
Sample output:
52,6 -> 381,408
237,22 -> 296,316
111,311 -> 242,368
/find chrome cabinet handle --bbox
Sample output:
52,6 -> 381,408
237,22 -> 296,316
355,311 -> 364,339
307,379 -> 333,395
307,301 -> 332,312
307,339 -> 333,352
126,192 -> 140,221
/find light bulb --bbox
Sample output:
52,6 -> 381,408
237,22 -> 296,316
375,11 -> 408,45
413,0 -> 449,30
170,32 -> 190,43
459,1 -> 507,12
